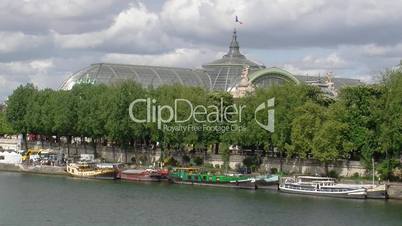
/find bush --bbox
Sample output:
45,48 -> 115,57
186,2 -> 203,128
182,155 -> 190,163
328,170 -> 339,178
270,168 -> 278,174
138,155 -> 148,164
377,159 -> 401,180
203,163 -> 213,169
164,157 -> 179,166
351,172 -> 360,179
192,156 -> 203,166
242,156 -> 262,171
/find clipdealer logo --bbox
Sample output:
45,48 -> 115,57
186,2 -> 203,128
254,98 -> 275,132
129,98 -> 274,132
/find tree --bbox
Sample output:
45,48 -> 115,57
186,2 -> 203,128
51,90 -> 76,155
204,91 -> 234,154
290,101 -> 327,159
72,84 -> 108,156
378,70 -> 402,179
0,111 -> 14,135
6,84 -> 37,150
105,81 -> 147,162
312,120 -> 349,175
219,143 -> 230,172
24,89 -> 56,145
335,85 -> 384,167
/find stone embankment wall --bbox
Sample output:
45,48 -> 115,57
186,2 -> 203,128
0,163 -> 66,175
48,144 -> 368,177
205,154 -> 367,177
4,141 -> 372,177
388,183 -> 402,200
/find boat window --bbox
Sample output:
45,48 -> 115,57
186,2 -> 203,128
0,156 -> 4,160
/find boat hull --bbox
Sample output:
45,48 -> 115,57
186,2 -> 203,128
120,172 -> 161,182
66,164 -> 118,180
366,185 -> 389,199
170,178 -> 256,189
255,175 -> 279,190
279,186 -> 367,199
67,170 -> 117,180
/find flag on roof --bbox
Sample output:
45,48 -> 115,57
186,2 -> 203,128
235,16 -> 243,24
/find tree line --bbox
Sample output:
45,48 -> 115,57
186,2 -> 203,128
1,70 -> 401,179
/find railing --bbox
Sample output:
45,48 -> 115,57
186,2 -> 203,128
0,138 -> 19,144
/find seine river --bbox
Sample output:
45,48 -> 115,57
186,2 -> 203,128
0,172 -> 401,226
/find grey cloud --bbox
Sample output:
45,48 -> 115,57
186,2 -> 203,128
0,0 -> 401,101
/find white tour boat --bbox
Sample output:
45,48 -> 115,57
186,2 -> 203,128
279,176 -> 368,199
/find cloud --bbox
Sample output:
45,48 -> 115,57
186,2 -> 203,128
0,59 -> 55,101
359,43 -> 402,57
0,32 -> 47,53
0,0 -> 129,33
102,48 -> 222,68
0,59 -> 53,73
15,0 -> 117,19
54,3 -> 182,54
0,0 -> 402,101
281,53 -> 369,81
300,53 -> 349,70
160,0 -> 402,48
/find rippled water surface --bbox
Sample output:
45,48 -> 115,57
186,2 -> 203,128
0,172 -> 401,226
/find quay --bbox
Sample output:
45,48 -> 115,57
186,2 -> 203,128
0,163 -> 67,176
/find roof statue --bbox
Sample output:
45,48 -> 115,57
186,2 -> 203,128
239,65 -> 250,87
231,65 -> 255,98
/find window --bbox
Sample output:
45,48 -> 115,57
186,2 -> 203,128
0,156 -> 4,160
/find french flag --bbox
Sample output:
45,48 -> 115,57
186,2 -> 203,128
235,16 -> 243,24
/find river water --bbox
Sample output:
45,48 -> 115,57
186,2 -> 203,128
0,172 -> 401,226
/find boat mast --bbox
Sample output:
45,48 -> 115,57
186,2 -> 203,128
372,157 -> 375,185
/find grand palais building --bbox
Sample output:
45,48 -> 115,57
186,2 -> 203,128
60,30 -> 361,97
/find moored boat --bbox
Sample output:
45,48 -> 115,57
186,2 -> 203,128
336,183 -> 388,199
119,169 -> 162,182
66,162 -> 118,179
255,175 -> 279,189
365,184 -> 388,199
169,167 -> 256,189
279,176 -> 367,199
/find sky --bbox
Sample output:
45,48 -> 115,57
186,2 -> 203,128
1,0 -> 402,102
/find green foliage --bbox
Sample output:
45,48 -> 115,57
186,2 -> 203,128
335,85 -> 384,163
2,69 -> 401,180
270,168 -> 278,174
192,156 -> 203,166
312,120 -> 349,163
163,156 -> 179,166
6,84 -> 37,134
0,111 -> 14,135
377,159 -> 400,180
182,155 -> 190,164
220,143 -> 230,171
328,170 -> 339,179
290,101 -> 327,159
242,156 -> 262,170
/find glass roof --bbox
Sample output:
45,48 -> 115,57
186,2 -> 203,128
60,63 -> 212,90
202,29 -> 265,91
60,30 -> 361,92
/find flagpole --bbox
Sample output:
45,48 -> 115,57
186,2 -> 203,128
234,16 -> 237,32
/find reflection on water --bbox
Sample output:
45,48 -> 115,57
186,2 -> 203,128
0,172 -> 401,226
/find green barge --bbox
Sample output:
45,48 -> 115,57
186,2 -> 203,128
168,167 -> 257,189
